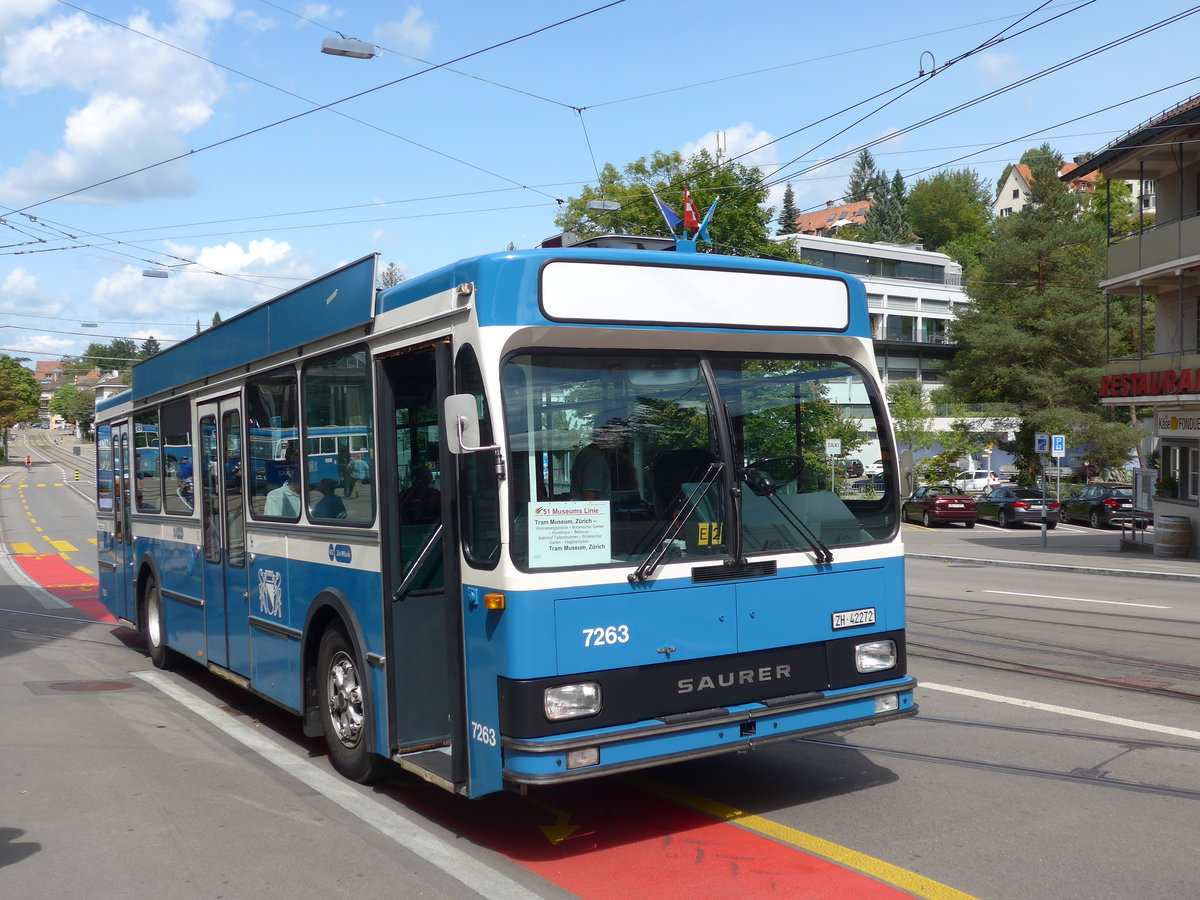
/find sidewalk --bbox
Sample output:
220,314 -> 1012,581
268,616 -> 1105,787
904,521 -> 1200,582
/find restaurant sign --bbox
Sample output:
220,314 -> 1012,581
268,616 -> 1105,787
1100,367 -> 1200,398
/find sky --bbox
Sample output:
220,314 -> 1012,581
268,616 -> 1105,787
1,0 -> 1198,370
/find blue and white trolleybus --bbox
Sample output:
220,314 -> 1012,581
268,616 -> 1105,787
96,235 -> 916,797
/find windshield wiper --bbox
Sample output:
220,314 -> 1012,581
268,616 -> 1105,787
752,491 -> 833,564
628,462 -> 723,584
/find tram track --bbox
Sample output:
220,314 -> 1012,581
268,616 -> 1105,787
804,735 -> 1200,802
908,623 -> 1200,681
908,597 -> 1200,641
909,640 -> 1200,703
915,714 -> 1200,753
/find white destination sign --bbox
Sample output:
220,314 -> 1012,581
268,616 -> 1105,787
528,502 -> 611,568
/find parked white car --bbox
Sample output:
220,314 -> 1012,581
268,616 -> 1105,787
863,459 -> 885,477
951,470 -> 999,492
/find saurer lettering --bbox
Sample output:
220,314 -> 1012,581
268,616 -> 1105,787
677,664 -> 792,694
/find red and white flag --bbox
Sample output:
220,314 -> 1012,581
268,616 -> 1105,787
682,186 -> 699,231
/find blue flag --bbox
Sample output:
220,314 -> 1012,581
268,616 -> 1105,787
649,188 -> 682,232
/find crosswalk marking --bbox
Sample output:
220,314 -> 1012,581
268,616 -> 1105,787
48,539 -> 78,553
10,542 -> 36,554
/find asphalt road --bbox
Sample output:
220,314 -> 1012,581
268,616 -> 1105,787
2,459 -> 1197,899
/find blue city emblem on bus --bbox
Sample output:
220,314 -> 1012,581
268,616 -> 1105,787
329,543 -> 352,564
173,526 -> 184,541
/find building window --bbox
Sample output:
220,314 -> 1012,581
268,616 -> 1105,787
1140,179 -> 1156,210
1012,188 -> 1020,199
1000,208 -> 1011,217
922,319 -> 949,343
1161,442 -> 1198,501
885,315 -> 916,342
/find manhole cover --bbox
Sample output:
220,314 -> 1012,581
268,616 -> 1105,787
47,680 -> 134,693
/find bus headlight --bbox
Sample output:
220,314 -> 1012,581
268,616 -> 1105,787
544,682 -> 602,720
855,640 -> 897,672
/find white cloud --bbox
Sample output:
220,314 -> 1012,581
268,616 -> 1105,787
234,9 -> 277,32
374,6 -> 434,56
300,4 -> 342,23
0,5 -> 231,205
975,52 -> 1019,86
0,0 -> 54,36
91,238 -> 315,321
682,122 -> 779,173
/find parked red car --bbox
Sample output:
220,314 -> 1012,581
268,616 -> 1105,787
903,485 -> 978,528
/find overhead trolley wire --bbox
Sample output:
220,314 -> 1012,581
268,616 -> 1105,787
15,0 -> 630,216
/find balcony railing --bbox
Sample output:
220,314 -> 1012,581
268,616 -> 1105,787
1108,212 -> 1200,281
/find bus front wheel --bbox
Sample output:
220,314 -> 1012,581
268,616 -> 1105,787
317,624 -> 388,783
144,579 -> 176,670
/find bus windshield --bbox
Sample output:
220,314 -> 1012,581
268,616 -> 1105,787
503,351 -> 895,571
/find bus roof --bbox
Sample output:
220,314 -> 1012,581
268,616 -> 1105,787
378,247 -> 866,335
130,254 -> 377,401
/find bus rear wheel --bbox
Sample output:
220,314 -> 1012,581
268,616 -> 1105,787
145,579 -> 176,670
317,624 -> 388,784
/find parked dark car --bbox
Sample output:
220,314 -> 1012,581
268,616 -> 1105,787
838,458 -> 864,478
903,485 -> 977,528
1060,483 -> 1149,528
976,486 -> 1060,528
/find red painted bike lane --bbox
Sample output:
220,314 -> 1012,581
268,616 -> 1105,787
16,553 -> 112,623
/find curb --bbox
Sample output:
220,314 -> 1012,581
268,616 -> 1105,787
905,552 -> 1200,583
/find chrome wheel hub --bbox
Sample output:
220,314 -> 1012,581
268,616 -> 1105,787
326,650 -> 364,747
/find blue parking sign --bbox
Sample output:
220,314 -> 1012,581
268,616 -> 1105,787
1051,434 -> 1065,457
1034,432 -> 1049,453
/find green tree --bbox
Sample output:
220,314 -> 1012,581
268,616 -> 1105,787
915,419 -> 986,484
0,356 -> 40,461
941,146 -> 1140,483
139,336 -> 162,358
554,149 -> 798,261
377,262 -> 404,289
886,380 -> 936,454
860,170 -> 912,243
65,340 -> 140,379
906,168 -> 992,256
211,312 -> 223,328
49,382 -> 96,436
776,183 -> 800,235
843,148 -> 887,203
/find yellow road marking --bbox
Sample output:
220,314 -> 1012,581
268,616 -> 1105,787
34,526 -> 43,533
88,538 -> 98,546
48,539 -> 78,553
76,566 -> 95,576
624,775 -> 979,900
10,542 -> 36,554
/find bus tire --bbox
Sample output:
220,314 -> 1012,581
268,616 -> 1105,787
317,624 -> 388,784
144,578 -> 176,670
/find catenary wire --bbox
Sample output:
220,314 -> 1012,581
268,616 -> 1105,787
12,0 -> 630,215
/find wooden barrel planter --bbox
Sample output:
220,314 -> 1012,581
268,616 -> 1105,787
1154,516 -> 1194,558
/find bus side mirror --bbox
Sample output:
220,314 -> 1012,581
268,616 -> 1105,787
444,394 -> 505,480
444,394 -> 482,455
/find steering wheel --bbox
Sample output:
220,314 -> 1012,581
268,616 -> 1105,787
743,455 -> 803,497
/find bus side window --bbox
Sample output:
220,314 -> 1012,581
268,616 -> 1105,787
457,346 -> 500,566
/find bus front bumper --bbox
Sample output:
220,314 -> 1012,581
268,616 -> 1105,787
500,677 -> 916,787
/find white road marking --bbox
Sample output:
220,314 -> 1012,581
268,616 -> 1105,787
922,682 -> 1200,742
135,670 -> 536,900
982,589 -> 1168,609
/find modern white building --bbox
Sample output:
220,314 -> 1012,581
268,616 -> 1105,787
776,233 -> 968,390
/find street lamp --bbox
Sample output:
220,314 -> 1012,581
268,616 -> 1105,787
320,35 -> 377,59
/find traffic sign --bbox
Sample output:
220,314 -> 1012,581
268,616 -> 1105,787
1051,434 -> 1065,458
824,439 -> 841,456
1034,432 -> 1049,454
